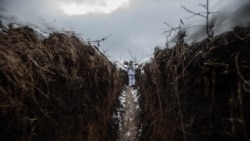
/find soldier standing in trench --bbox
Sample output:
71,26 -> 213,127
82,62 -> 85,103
127,61 -> 136,87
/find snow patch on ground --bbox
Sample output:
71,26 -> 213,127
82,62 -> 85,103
119,88 -> 127,109
131,89 -> 140,110
118,86 -> 140,140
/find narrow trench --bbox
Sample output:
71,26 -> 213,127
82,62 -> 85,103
118,86 -> 139,141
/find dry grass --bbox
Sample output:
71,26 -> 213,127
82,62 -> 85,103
138,26 -> 250,141
0,26 -> 124,141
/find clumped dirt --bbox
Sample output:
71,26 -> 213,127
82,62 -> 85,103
137,26 -> 250,141
119,87 -> 139,141
0,26 -> 124,141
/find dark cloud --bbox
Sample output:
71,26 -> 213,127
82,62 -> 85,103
1,0 -> 226,62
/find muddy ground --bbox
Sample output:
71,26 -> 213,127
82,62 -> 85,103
119,87 -> 139,141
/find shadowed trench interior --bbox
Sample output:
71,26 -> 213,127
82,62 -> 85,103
0,25 -> 250,141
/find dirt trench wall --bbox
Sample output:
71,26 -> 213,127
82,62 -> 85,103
0,27 -> 123,141
138,27 -> 250,141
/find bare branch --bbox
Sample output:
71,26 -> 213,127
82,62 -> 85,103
162,19 -> 185,47
162,27 -> 180,34
181,5 -> 206,18
100,34 -> 112,42
198,3 -> 207,9
164,22 -> 174,29
180,19 -> 184,25
87,34 -> 112,47
181,0 -> 213,38
162,22 -> 180,41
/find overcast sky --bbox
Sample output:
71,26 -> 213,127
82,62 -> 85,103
0,0 -> 249,62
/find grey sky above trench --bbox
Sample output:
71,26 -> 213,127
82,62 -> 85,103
1,0 -> 246,62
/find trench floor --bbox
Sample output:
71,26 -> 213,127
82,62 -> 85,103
119,87 -> 139,141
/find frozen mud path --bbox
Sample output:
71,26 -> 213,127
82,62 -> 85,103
119,87 -> 138,141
